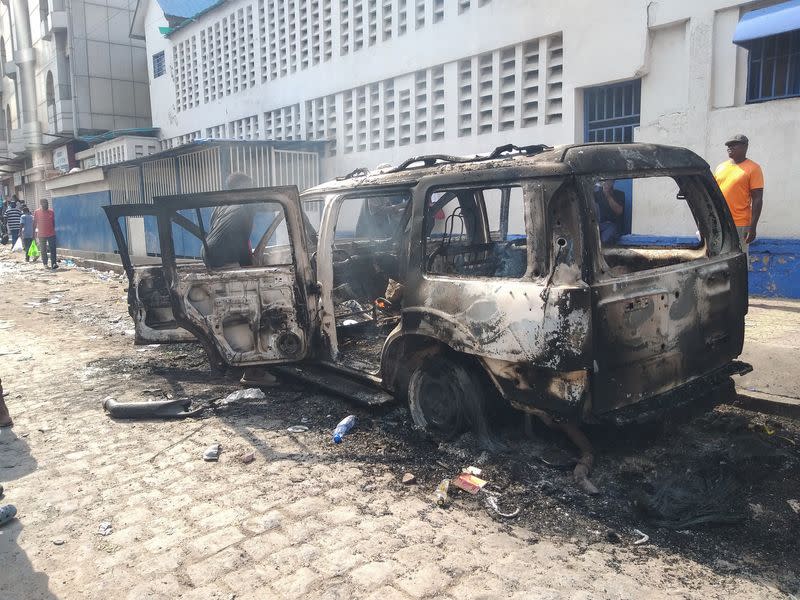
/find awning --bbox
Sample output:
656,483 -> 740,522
733,0 -> 800,47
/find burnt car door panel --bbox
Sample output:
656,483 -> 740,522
103,204 -> 197,345
154,187 -> 318,369
583,172 -> 746,414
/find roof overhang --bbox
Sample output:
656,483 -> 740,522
733,0 -> 800,48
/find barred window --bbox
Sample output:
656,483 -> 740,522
152,51 -> 165,78
746,30 -> 800,103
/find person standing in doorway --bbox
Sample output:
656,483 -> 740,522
714,134 -> 764,254
34,198 -> 57,269
5,196 -> 21,247
20,205 -> 34,261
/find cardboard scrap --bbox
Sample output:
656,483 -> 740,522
452,473 -> 488,495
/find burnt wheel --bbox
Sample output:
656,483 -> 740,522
407,355 -> 484,440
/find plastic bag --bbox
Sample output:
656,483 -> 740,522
11,237 -> 22,252
27,239 -> 39,260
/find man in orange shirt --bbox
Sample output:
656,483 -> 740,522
33,198 -> 57,269
713,134 -> 764,254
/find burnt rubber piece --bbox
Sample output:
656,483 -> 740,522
102,397 -> 201,419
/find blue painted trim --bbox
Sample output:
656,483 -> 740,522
618,234 -> 800,299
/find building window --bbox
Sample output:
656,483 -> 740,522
45,71 -> 56,127
746,30 -> 800,103
152,51 -> 166,78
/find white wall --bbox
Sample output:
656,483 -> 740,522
145,0 -> 800,238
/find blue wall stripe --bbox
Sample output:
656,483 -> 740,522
620,234 -> 800,298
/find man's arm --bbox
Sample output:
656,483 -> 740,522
746,189 -> 763,243
606,190 -> 624,216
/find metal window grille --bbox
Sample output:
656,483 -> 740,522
152,51 -> 165,78
746,30 -> 800,103
584,79 -> 641,142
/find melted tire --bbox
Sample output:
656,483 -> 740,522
407,355 -> 482,440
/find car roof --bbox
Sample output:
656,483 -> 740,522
302,142 -> 710,196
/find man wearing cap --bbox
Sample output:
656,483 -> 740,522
714,134 -> 764,254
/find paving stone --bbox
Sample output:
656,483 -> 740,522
188,525 -> 246,558
270,566 -> 320,599
349,560 -> 399,589
394,563 -> 453,598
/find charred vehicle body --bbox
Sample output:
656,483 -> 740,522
105,143 -> 750,441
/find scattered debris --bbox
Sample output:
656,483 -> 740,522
606,530 -> 622,544
463,466 -> 482,476
219,388 -> 266,405
434,479 -> 450,507
452,473 -> 488,495
286,425 -> 309,433
332,415 -> 357,444
239,452 -> 255,465
788,499 -> 800,515
485,495 -> 520,518
635,472 -> 745,529
97,521 -> 113,536
103,397 -> 200,419
632,529 -> 650,545
401,472 -> 416,485
0,504 -> 15,526
240,368 -> 278,387
203,444 -> 222,462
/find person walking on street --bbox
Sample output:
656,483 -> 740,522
0,198 -> 7,244
20,205 -> 34,261
714,134 -> 764,255
34,198 -> 57,269
5,196 -> 22,247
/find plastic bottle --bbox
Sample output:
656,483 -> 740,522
0,504 -> 17,526
332,415 -> 357,443
434,479 -> 450,507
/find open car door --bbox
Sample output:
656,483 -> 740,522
103,204 -> 197,344
153,187 -> 318,370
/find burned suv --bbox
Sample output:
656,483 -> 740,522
106,142 -> 749,437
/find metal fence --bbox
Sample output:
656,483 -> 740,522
108,141 -> 322,205
105,140 -> 324,257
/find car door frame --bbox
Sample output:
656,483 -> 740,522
103,203 -> 198,344
153,186 -> 319,370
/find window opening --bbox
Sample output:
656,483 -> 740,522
746,30 -> 800,102
170,202 -> 292,269
45,71 -> 56,127
425,185 -> 527,278
584,174 -> 722,278
152,51 -> 166,78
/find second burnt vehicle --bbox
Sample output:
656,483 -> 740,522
105,142 -> 750,441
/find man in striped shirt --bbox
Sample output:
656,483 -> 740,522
5,196 -> 21,246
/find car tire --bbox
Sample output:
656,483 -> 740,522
407,355 -> 485,440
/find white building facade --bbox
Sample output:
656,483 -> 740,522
0,0 -> 152,201
132,0 -> 799,295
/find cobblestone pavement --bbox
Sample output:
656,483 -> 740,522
0,252 -> 795,599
